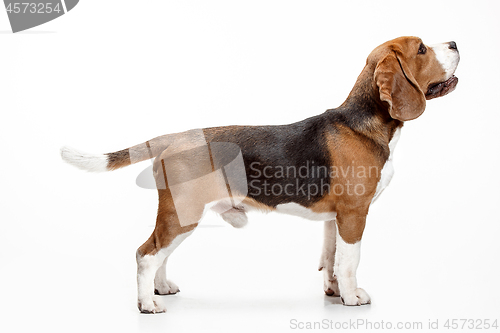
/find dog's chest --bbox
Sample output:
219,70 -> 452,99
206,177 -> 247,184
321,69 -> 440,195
271,128 -> 401,220
371,127 -> 401,203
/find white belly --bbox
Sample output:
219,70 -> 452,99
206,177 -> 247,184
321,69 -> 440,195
275,202 -> 337,221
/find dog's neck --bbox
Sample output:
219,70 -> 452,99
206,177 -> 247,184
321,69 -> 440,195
325,64 -> 403,149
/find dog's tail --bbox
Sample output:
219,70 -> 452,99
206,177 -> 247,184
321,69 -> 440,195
60,134 -> 174,172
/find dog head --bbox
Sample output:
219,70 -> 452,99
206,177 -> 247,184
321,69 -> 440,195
369,36 -> 460,121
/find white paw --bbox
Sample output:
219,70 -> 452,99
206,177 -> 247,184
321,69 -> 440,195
341,288 -> 371,306
138,295 -> 167,314
319,252 -> 339,296
155,279 -> 180,295
323,275 -> 340,297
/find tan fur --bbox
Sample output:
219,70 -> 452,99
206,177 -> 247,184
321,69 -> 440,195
137,189 -> 198,256
320,126 -> 385,243
370,37 -> 451,121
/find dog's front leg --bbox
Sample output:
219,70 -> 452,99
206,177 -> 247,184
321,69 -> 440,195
334,214 -> 371,306
319,219 -> 340,296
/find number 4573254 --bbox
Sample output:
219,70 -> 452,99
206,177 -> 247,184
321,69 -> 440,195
444,319 -> 498,330
6,3 -> 62,14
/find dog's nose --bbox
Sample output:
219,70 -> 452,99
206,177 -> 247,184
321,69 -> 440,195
448,41 -> 458,51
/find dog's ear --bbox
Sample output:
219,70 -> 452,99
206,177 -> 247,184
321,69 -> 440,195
374,51 -> 426,121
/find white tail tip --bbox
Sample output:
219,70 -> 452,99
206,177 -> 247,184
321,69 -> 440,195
60,146 -> 108,172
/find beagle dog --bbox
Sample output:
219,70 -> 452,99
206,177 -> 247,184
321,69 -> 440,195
61,36 -> 460,313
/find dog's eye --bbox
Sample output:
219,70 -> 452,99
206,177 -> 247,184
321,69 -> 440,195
418,43 -> 427,55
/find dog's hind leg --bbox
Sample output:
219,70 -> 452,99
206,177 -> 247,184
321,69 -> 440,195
136,189 -> 199,314
136,140 -> 234,313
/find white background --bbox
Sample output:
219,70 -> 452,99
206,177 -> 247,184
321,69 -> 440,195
1,1 -> 499,332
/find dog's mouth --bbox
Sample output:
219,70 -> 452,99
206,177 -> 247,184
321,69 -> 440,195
425,75 -> 458,100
